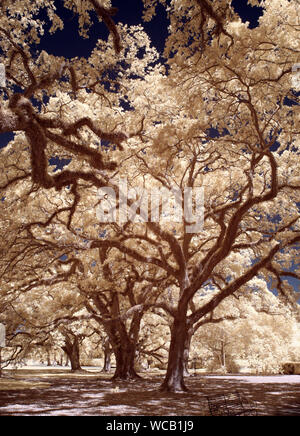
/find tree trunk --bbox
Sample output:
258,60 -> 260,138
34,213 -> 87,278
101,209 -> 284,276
220,340 -> 227,371
70,345 -> 81,372
183,329 -> 193,377
102,340 -> 112,372
46,349 -> 51,366
160,315 -> 189,392
112,339 -> 140,380
104,311 -> 143,381
103,350 -> 112,372
62,335 -> 82,372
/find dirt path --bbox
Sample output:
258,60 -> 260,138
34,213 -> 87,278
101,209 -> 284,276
0,372 -> 299,416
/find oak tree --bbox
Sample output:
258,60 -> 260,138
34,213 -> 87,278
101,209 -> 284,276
0,0 -> 299,392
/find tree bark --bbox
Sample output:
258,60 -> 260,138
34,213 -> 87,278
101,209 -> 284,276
183,329 -> 193,377
46,349 -> 51,366
112,337 -> 141,380
102,310 -> 143,380
103,350 -> 112,372
102,339 -> 112,372
62,335 -> 82,372
221,340 -> 226,368
160,315 -> 189,392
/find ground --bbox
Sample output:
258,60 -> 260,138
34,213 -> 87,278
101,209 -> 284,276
0,368 -> 299,416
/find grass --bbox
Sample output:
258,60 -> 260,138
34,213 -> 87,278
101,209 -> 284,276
0,377 -> 50,391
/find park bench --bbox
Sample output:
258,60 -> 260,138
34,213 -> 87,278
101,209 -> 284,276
206,391 -> 258,416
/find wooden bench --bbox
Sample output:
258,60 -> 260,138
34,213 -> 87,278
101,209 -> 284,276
206,391 -> 257,416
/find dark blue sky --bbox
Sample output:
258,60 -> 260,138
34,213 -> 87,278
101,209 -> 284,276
36,0 -> 263,59
33,0 -> 169,59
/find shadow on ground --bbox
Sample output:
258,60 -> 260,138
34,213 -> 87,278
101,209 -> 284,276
0,371 -> 299,416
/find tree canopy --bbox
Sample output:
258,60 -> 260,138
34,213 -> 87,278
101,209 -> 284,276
0,0 -> 299,392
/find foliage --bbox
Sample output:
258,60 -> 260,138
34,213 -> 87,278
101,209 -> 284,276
0,0 -> 299,390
